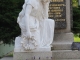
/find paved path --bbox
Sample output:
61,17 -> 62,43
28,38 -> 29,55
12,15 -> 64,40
0,57 -> 13,60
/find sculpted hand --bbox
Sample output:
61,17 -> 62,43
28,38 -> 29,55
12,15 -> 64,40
26,32 -> 31,40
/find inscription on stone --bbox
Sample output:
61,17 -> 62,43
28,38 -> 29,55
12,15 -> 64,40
49,0 -> 66,29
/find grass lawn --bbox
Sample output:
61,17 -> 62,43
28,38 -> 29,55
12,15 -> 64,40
74,35 -> 80,42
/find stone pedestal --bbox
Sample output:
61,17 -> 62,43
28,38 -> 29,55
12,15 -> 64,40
52,32 -> 74,50
13,51 -> 52,60
50,0 -> 73,50
50,0 -> 77,60
52,50 -> 80,59
13,0 -> 74,60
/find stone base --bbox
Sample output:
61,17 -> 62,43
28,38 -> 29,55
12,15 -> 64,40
52,50 -> 80,59
53,59 -> 80,60
52,32 -> 74,50
13,51 -> 52,60
14,47 -> 51,52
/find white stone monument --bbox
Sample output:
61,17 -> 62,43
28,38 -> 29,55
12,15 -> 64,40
14,0 -> 55,60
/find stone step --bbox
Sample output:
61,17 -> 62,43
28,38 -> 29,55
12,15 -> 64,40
1,57 -> 80,60
52,50 -> 80,59
53,59 -> 80,60
52,32 -> 74,50
13,51 -> 52,60
51,41 -> 72,50
54,33 -> 74,42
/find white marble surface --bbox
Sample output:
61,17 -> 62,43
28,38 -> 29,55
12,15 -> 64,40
13,51 -> 52,60
14,0 -> 55,51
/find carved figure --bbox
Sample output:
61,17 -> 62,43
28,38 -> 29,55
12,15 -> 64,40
14,0 -> 55,51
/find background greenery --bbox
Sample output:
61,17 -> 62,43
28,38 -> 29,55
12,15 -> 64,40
72,0 -> 80,42
72,6 -> 80,33
0,0 -> 24,44
74,34 -> 80,42
0,0 -> 80,44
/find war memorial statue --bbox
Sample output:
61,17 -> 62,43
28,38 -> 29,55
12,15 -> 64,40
14,0 -> 76,60
14,0 -> 55,52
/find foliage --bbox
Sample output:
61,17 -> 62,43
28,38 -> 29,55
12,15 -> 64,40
74,34 -> 80,42
72,0 -> 78,7
72,6 -> 80,33
0,0 -> 24,44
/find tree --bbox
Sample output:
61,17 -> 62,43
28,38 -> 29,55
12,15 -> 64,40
72,6 -> 80,34
0,0 -> 24,44
72,0 -> 78,7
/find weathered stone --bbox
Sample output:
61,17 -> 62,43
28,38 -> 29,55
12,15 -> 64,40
52,50 -> 80,59
13,51 -> 52,60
